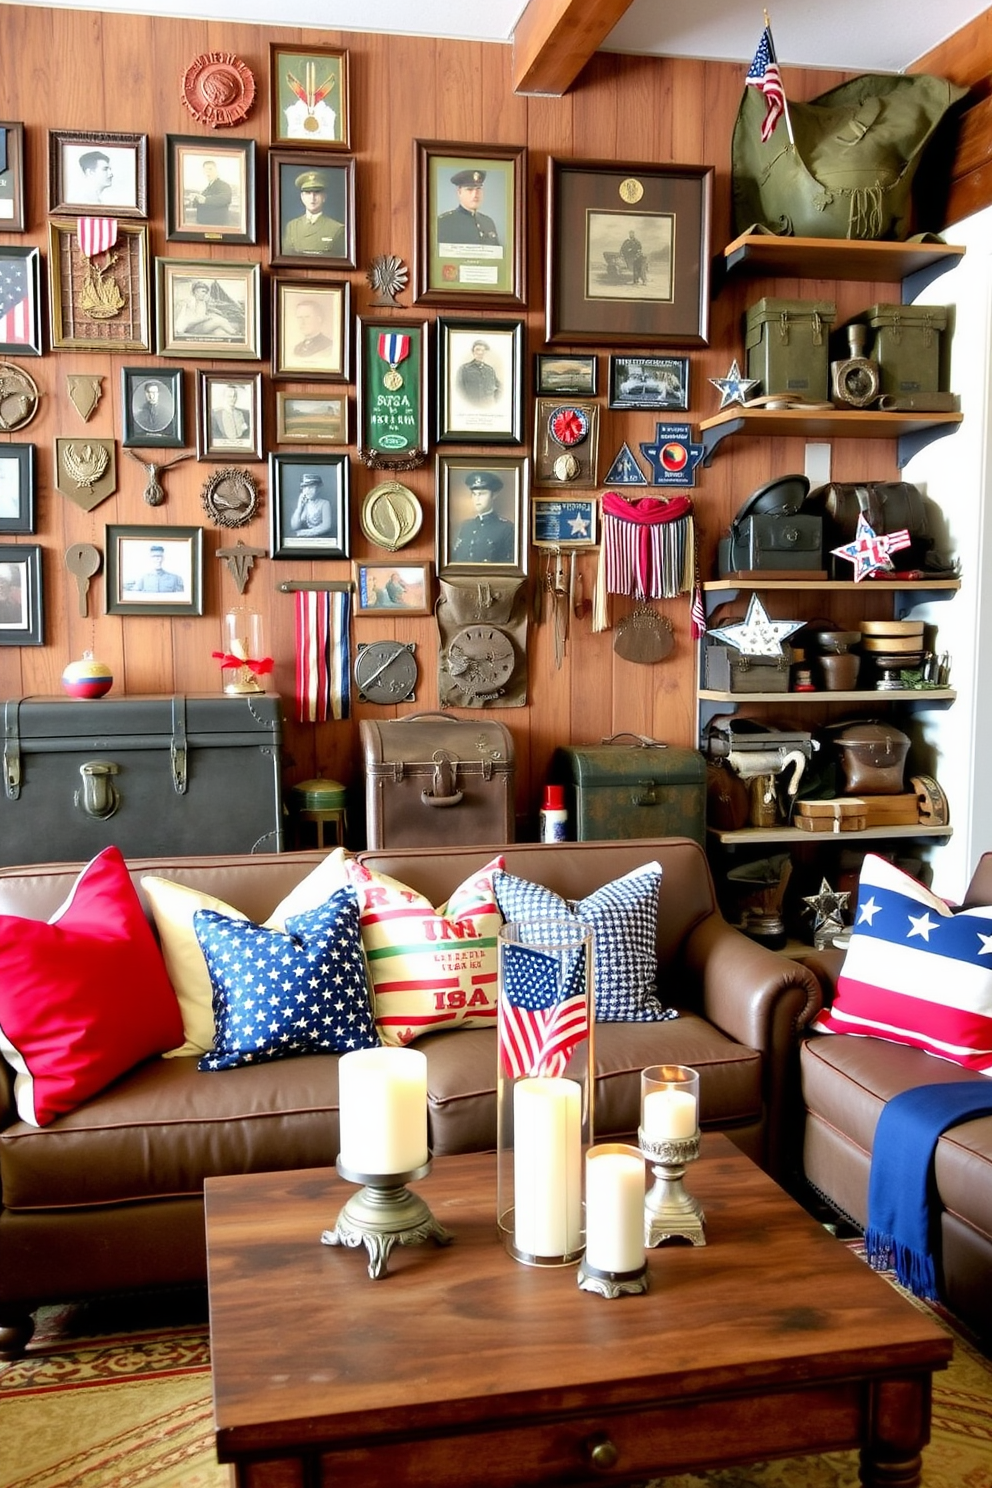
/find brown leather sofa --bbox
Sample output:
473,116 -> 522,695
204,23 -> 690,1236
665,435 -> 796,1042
0,836 -> 820,1359
800,852 -> 992,1344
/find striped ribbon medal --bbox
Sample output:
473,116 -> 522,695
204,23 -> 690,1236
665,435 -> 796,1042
378,332 -> 410,390
77,217 -> 119,259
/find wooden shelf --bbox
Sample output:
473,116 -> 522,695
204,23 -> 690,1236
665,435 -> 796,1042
709,823 -> 953,845
698,688 -> 955,704
699,406 -> 962,467
720,233 -> 966,286
703,578 -> 960,594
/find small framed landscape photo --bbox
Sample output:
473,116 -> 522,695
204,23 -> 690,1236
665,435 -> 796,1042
121,367 -> 185,448
0,123 -> 26,232
608,354 -> 689,410
156,259 -> 260,359
272,276 -> 349,382
0,445 -> 35,534
0,543 -> 42,645
197,371 -> 263,461
49,129 -> 148,218
354,560 -> 432,616
270,452 -> 350,559
414,140 -> 525,307
105,525 -> 203,616
436,317 -> 523,445
269,149 -> 355,268
535,353 -> 597,397
165,134 -> 256,244
269,43 -> 350,151
436,454 -> 528,577
276,391 -> 348,446
531,495 -> 597,549
0,246 -> 42,356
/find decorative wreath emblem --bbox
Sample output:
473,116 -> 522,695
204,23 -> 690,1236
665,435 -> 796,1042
548,405 -> 590,447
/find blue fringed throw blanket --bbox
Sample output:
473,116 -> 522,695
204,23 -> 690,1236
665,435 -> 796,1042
866,1081 -> 992,1300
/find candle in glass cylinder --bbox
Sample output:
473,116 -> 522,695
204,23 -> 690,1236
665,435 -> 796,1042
642,1087 -> 697,1139
585,1145 -> 645,1273
513,1076 -> 582,1258
338,1047 -> 428,1174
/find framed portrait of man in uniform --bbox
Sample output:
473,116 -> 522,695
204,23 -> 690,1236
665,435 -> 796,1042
436,317 -> 523,445
269,452 -> 349,560
414,141 -> 526,308
105,525 -> 203,617
269,150 -> 355,268
436,454 -> 527,578
272,275 -> 350,382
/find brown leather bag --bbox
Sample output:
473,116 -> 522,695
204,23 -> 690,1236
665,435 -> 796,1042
834,723 -> 910,795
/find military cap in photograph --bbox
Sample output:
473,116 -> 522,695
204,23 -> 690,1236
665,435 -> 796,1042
300,472 -> 323,487
451,168 -> 487,188
295,170 -> 329,193
466,470 -> 503,494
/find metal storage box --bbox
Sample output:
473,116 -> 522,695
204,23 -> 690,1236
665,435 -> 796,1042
865,303 -> 947,399
0,694 -> 283,867
360,713 -> 515,850
744,298 -> 836,400
704,644 -> 793,694
551,737 -> 706,845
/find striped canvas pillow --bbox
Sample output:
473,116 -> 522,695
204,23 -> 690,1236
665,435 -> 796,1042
343,855 -> 505,1046
814,853 -> 992,1073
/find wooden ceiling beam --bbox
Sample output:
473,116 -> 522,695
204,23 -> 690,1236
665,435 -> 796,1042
511,0 -> 636,96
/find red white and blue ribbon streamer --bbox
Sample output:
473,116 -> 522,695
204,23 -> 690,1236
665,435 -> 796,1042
377,332 -> 410,367
295,589 -> 351,723
77,218 -> 119,257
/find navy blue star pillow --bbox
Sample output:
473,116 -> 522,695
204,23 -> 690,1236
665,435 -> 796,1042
193,886 -> 379,1070
492,864 -> 677,1023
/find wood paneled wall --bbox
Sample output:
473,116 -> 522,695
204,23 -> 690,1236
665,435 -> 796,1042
914,8 -> 992,226
0,5 -> 931,841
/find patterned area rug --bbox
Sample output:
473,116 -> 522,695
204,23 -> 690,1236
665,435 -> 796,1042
2,1269 -> 991,1488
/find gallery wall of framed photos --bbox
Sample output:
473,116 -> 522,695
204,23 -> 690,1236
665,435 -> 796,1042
0,3 -> 911,826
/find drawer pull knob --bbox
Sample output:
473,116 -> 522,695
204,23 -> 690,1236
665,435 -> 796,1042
588,1434 -> 619,1471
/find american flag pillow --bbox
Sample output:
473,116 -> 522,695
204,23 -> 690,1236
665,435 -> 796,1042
814,854 -> 992,1074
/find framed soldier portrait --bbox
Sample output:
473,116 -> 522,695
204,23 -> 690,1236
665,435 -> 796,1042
269,150 -> 355,268
165,135 -> 256,244
414,141 -> 526,307
436,317 -> 523,445
270,452 -> 349,560
272,276 -> 350,382
436,454 -> 528,577
104,525 -> 203,617
122,366 -> 185,448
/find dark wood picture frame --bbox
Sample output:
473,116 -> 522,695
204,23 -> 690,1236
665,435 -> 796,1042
436,317 -> 524,445
275,391 -> 348,445
535,353 -> 597,396
414,140 -> 526,307
155,258 -> 261,360
270,452 -> 350,559
165,134 -> 256,244
357,317 -> 428,462
104,524 -> 203,616
48,222 -> 150,353
272,276 -> 350,382
197,371 -> 263,461
0,123 -> 26,232
49,129 -> 148,218
269,149 -> 355,268
353,560 -> 433,616
0,444 -> 35,534
121,366 -> 185,448
436,453 -> 528,577
545,158 -> 712,346
608,354 -> 690,411
0,245 -> 42,357
269,44 -> 350,151
0,542 -> 42,644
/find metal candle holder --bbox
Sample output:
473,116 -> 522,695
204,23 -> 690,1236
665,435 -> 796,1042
577,1257 -> 650,1298
320,1155 -> 453,1279
638,1130 -> 706,1247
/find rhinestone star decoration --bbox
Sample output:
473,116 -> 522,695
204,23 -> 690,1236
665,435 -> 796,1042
708,359 -> 759,409
831,512 -> 912,582
708,592 -> 804,658
802,878 -> 851,948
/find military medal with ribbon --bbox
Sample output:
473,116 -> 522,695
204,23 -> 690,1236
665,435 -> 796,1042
378,332 -> 410,391
287,59 -> 336,133
77,217 -> 125,321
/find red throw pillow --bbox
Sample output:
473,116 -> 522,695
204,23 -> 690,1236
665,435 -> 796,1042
0,846 -> 183,1126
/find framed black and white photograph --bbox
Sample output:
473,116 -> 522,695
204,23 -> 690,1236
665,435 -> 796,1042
0,246 -> 42,357
165,135 -> 256,244
269,43 -> 350,151
272,276 -> 349,382
531,495 -> 597,549
155,259 -> 261,359
354,560 -> 432,616
0,543 -> 42,644
414,140 -> 525,307
270,452 -> 349,559
0,123 -> 26,232
535,353 -> 597,397
49,129 -> 148,218
0,445 -> 35,534
436,318 -> 523,445
104,525 -> 203,616
608,354 -> 689,410
269,150 -> 355,268
121,367 -> 184,448
197,371 -> 263,460
275,391 -> 348,445
436,454 -> 527,576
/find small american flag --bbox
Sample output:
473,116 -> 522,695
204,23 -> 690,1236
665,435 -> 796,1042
498,941 -> 589,1079
0,257 -> 30,345
746,27 -> 785,143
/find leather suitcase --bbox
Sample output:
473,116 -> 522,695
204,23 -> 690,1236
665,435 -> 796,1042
360,713 -> 515,849
551,735 -> 707,845
0,693 -> 284,867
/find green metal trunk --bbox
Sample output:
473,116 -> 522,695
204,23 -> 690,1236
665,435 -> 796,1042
551,737 -> 707,845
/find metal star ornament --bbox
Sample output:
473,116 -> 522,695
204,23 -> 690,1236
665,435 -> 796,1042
831,512 -> 912,581
708,592 -> 804,658
802,878 -> 851,949
708,359 -> 759,409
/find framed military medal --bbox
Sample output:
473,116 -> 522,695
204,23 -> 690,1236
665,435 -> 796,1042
414,140 -> 526,307
533,398 -> 600,488
357,318 -> 427,466
436,317 -> 524,445
269,44 -> 350,151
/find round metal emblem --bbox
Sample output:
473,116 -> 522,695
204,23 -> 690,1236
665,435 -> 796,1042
354,640 -> 418,705
447,625 -> 515,700
201,466 -> 260,527
0,362 -> 40,432
618,178 -> 644,204
360,481 -> 423,552
548,405 -> 590,448
181,52 -> 256,128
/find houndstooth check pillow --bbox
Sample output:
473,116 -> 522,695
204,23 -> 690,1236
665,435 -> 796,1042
492,864 -> 677,1023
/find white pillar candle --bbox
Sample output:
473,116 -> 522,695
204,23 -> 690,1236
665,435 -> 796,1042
642,1086 -> 697,1140
513,1076 -> 582,1257
585,1145 -> 645,1273
338,1047 -> 428,1174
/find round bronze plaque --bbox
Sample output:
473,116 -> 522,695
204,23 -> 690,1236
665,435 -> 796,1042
201,467 -> 259,527
0,362 -> 40,432
360,481 -> 423,552
181,52 -> 256,128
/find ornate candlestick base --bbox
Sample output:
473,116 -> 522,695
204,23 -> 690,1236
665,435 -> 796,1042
320,1156 -> 453,1279
639,1129 -> 706,1247
577,1257 -> 650,1298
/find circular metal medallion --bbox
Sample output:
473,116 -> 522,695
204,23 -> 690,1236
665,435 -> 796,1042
360,480 -> 423,552
354,640 -> 418,705
548,405 -> 590,447
201,466 -> 260,527
181,51 -> 256,128
447,625 -> 515,701
619,177 -> 644,204
0,362 -> 40,432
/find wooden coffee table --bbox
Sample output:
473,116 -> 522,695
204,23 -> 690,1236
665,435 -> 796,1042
205,1136 -> 951,1488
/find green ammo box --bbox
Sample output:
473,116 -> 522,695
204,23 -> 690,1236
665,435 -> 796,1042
551,737 -> 707,846
744,298 -> 836,400
865,303 -> 947,398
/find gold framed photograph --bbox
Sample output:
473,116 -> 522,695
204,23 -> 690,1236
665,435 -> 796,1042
269,44 -> 350,150
48,220 -> 150,353
414,140 -> 526,307
155,258 -> 261,359
436,454 -> 528,577
272,276 -> 349,382
353,560 -> 432,616
276,391 -> 348,445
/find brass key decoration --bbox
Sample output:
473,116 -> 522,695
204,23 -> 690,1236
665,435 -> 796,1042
65,543 -> 101,617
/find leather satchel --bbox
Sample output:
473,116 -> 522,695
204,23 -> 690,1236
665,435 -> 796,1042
435,575 -> 528,709
810,479 -> 939,573
834,722 -> 911,795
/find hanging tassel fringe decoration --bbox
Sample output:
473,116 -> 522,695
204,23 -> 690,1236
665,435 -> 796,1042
600,493 -> 697,612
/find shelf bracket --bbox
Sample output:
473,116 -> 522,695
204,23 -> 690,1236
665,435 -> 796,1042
896,421 -> 960,468
701,417 -> 744,465
902,256 -> 961,303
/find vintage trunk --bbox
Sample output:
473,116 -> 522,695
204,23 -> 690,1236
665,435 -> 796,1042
0,694 -> 283,867
360,713 -> 515,849
551,736 -> 707,845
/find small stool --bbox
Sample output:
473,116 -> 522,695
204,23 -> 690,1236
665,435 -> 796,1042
291,779 -> 348,850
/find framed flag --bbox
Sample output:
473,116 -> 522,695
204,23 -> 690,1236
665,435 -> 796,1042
0,247 -> 42,357
357,317 -> 428,464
